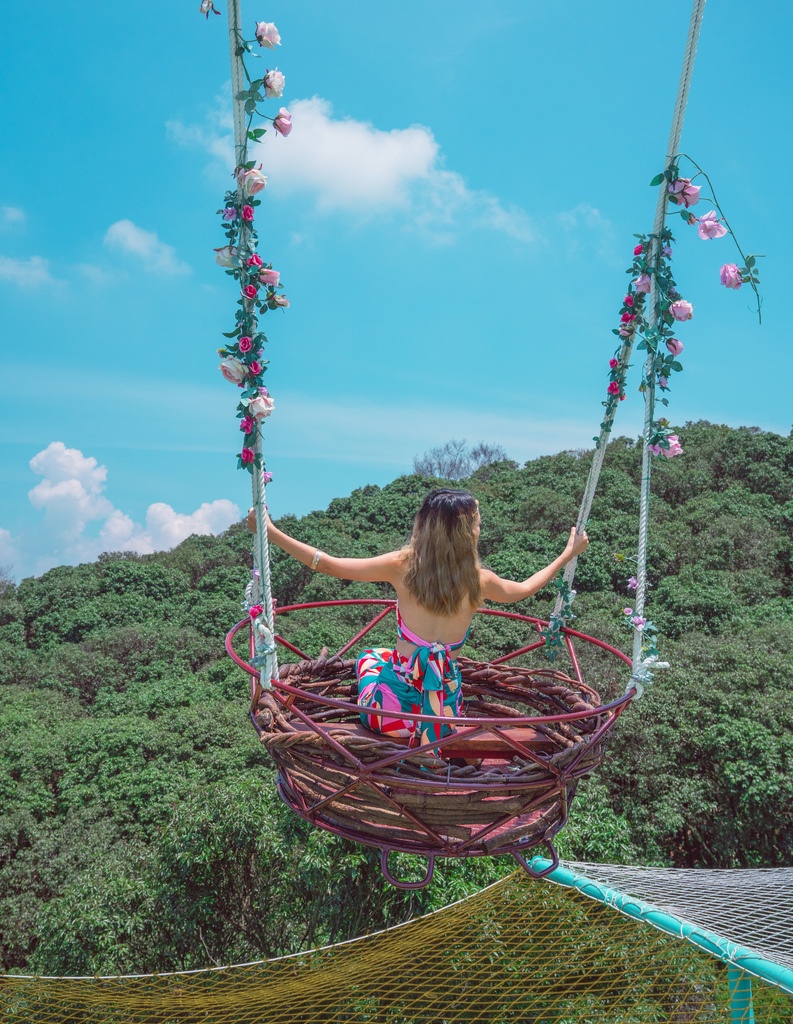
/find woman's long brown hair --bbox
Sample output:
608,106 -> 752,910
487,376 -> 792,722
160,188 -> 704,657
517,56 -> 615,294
402,489 -> 482,615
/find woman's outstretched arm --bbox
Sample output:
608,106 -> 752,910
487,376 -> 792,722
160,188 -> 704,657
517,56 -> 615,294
481,527 -> 589,603
247,508 -> 402,583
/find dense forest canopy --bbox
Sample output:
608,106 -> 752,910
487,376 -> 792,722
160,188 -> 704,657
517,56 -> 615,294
1,421 -> 791,976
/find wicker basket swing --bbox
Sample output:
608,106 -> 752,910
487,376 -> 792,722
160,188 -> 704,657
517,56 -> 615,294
226,598 -> 633,888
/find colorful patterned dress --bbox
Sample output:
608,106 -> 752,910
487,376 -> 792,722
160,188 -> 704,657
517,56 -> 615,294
357,607 -> 470,747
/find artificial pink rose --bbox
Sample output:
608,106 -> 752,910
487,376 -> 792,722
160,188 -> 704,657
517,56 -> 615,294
242,205 -> 255,221
214,245 -> 237,267
631,615 -> 647,630
618,325 -> 633,338
633,274 -> 651,294
607,381 -> 620,395
254,21 -> 280,49
720,263 -> 742,290
272,294 -> 290,308
249,604 -> 263,617
633,244 -> 643,256
669,299 -> 694,321
273,108 -> 292,137
697,210 -> 728,240
666,338 -> 684,356
247,254 -> 263,268
259,268 -> 280,287
263,471 -> 273,483
620,312 -> 635,324
624,294 -> 634,307
249,388 -> 275,419
222,206 -> 237,222
623,608 -> 633,616
241,447 -> 256,465
627,578 -> 638,590
663,244 -> 673,257
646,443 -> 663,456
663,435 -> 683,458
609,358 -> 618,369
238,169 -> 267,196
240,415 -> 254,434
668,178 -> 701,208
248,360 -> 263,375
238,336 -> 253,353
242,285 -> 258,301
619,395 -> 625,401
200,1 -> 220,17
263,69 -> 285,99
658,376 -> 669,389
219,357 -> 246,385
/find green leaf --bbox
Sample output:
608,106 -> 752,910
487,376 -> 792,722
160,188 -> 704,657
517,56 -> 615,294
670,360 -> 683,372
649,173 -> 665,187
746,255 -> 756,269
235,90 -> 249,101
245,98 -> 256,114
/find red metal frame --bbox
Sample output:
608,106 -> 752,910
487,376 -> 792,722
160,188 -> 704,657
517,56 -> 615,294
226,599 -> 634,885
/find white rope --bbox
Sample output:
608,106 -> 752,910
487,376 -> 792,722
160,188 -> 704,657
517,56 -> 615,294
555,0 -> 707,682
228,0 -> 279,690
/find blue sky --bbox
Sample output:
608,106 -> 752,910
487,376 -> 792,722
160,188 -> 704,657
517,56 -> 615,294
1,0 -> 789,578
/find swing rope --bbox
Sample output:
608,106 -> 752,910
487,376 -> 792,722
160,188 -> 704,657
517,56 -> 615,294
227,0 -> 278,690
554,0 -> 707,690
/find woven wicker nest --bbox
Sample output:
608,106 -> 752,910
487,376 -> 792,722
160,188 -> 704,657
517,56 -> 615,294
252,647 -> 613,869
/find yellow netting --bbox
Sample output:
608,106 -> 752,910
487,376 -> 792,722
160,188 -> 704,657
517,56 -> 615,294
2,872 -> 791,1023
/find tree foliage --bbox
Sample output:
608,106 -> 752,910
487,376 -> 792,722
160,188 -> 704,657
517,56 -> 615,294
1,421 -> 791,974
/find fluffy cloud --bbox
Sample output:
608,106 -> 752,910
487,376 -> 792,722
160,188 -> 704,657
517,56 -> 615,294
104,219 -> 191,275
0,254 -> 56,288
170,96 -> 534,242
4,442 -> 239,578
2,206 -> 25,225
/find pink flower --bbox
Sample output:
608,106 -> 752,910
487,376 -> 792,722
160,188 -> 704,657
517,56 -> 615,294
222,206 -> 237,222
248,360 -> 263,375
607,381 -> 620,395
666,338 -> 684,356
254,21 -> 280,49
238,335 -> 253,353
619,395 -> 626,401
697,210 -> 728,240
633,244 -> 644,256
200,1 -> 220,17
264,69 -> 285,99
214,245 -> 237,267
658,376 -> 669,389
646,443 -> 663,456
720,263 -> 743,290
259,268 -> 280,287
247,254 -> 263,268
663,435 -> 683,458
663,245 -> 673,257
249,604 -> 263,617
219,357 -> 246,385
241,447 -> 256,465
242,284 -> 258,300
242,205 -> 255,221
609,358 -> 618,369
249,387 -> 275,419
240,415 -> 254,434
669,299 -> 694,321
623,608 -> 633,616
631,615 -> 647,630
633,274 -> 651,294
624,294 -> 634,307
627,578 -> 638,590
620,312 -> 635,323
271,294 -> 290,308
263,471 -> 273,483
618,325 -> 634,338
273,107 -> 292,137
668,178 -> 701,208
237,169 -> 267,196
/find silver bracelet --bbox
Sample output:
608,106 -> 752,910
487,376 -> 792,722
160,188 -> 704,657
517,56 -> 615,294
310,549 -> 321,571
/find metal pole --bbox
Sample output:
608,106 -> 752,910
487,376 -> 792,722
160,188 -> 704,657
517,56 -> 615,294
728,966 -> 756,1024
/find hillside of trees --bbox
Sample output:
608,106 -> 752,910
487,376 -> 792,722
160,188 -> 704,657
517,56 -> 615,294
1,420 -> 791,976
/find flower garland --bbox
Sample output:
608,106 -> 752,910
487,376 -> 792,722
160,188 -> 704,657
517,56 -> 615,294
600,158 -> 762,676
209,14 -> 293,476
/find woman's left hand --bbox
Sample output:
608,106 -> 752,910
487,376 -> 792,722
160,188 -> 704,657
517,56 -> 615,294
564,526 -> 589,558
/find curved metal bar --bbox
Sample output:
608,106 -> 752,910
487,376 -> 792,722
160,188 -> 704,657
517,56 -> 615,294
380,849 -> 435,890
511,841 -> 560,879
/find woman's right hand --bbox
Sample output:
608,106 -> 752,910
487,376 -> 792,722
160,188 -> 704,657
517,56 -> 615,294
247,507 -> 273,534
564,526 -> 589,558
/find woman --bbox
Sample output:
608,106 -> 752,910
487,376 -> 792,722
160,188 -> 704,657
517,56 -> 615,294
250,489 -> 588,747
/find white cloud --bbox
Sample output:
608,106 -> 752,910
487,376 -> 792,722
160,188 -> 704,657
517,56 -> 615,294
3,442 -> 239,578
170,96 -> 534,243
559,203 -> 617,260
104,219 -> 191,275
2,206 -> 25,225
0,254 -> 56,288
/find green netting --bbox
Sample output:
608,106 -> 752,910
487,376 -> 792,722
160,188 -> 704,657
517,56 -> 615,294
2,872 -> 791,1023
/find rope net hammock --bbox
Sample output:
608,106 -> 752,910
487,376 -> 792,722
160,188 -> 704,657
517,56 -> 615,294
2,867 -> 791,1023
